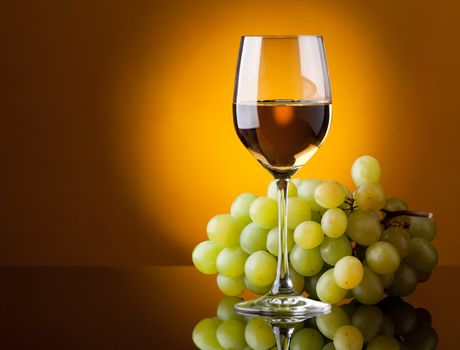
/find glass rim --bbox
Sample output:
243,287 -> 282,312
241,35 -> 323,39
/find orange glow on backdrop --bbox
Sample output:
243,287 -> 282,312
1,0 -> 459,265
113,2 -> 400,262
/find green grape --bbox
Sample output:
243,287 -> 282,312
207,214 -> 243,247
267,179 -> 298,200
333,256 -> 363,289
244,276 -> 272,295
351,155 -> 381,187
298,178 -> 323,211
415,307 -> 432,327
240,223 -> 269,254
320,236 -> 352,266
380,272 -> 394,288
290,328 -> 325,350
333,325 -> 363,350
294,221 -> 325,249
366,335 -> 399,350
231,193 -> 257,225
244,317 -> 276,350
316,268 -> 347,304
316,305 -> 350,340
346,210 -> 382,246
249,197 -> 278,229
290,245 -> 324,276
352,266 -> 383,305
192,241 -> 224,275
266,227 -> 294,256
405,237 -> 438,272
314,181 -> 346,209
384,197 -> 408,211
217,296 -> 244,322
217,274 -> 246,296
290,264 -> 305,294
323,342 -> 336,350
354,182 -> 386,212
245,251 -> 277,287
216,246 -> 249,277
193,317 -> 224,350
385,263 -> 418,297
380,314 -> 395,336
350,305 -> 384,342
385,300 -> 417,336
321,208 -> 347,238
417,269 -> 432,283
365,241 -> 401,275
216,319 -> 247,350
381,227 -> 411,258
287,197 -> 311,229
408,216 -> 436,241
405,325 -> 438,350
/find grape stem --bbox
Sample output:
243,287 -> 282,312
380,209 -> 433,226
343,197 -> 357,212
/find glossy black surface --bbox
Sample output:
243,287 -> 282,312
0,266 -> 457,349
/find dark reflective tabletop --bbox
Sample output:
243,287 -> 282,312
0,266 -> 457,349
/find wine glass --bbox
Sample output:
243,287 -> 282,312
233,35 -> 332,320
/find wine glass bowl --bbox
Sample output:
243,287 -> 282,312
233,35 -> 331,179
233,100 -> 331,178
233,35 -> 332,320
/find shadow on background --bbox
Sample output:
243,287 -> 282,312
0,1 -> 182,264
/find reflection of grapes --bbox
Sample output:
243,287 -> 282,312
192,297 -> 438,350
350,305 -> 383,341
192,317 -> 222,350
290,328 -> 324,349
216,319 -> 247,349
193,155 -> 438,310
245,317 -> 276,350
334,325 -> 363,350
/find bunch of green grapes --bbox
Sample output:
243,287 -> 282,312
192,155 -> 438,304
193,296 -> 437,350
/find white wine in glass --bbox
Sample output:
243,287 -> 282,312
233,35 -> 332,321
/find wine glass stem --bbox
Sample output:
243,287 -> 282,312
271,177 -> 295,295
272,325 -> 294,350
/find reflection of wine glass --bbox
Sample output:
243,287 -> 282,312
232,35 -> 332,319
193,296 -> 438,350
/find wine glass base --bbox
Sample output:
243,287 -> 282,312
234,294 -> 331,323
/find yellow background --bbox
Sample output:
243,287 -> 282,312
0,0 -> 458,265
